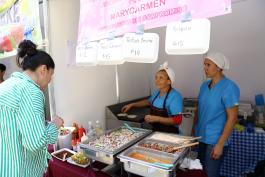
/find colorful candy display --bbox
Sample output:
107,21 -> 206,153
89,128 -> 143,152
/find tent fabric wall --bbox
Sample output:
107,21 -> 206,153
149,0 -> 265,103
48,0 -> 265,129
48,0 -> 151,127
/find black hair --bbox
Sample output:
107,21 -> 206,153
0,63 -> 6,72
16,40 -> 55,71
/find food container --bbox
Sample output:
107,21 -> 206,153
147,132 -> 197,143
58,127 -> 75,149
118,132 -> 198,177
79,126 -> 152,165
51,148 -> 76,161
118,146 -> 188,177
136,138 -> 185,154
67,158 -> 90,168
67,152 -> 90,168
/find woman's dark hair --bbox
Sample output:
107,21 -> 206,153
16,40 -> 55,71
0,63 -> 6,72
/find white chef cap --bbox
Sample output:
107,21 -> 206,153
205,52 -> 230,70
158,61 -> 175,84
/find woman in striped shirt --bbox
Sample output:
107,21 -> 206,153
0,40 -> 64,177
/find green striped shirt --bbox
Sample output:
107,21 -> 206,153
0,72 -> 58,177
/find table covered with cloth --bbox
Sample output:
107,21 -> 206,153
220,131 -> 265,177
45,145 -> 207,177
44,158 -> 110,177
44,158 -> 207,177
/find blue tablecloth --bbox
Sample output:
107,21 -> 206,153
220,131 -> 265,177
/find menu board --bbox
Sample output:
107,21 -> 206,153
97,37 -> 124,65
123,33 -> 159,63
76,42 -> 98,65
165,19 -> 211,55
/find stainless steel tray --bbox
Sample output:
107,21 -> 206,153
118,146 -> 188,177
148,132 -> 197,143
79,126 -> 152,165
136,132 -> 198,154
136,138 -> 186,154
117,132 -> 196,177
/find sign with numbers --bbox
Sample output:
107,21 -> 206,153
165,19 -> 211,55
122,33 -> 159,63
76,41 -> 98,65
97,37 -> 124,65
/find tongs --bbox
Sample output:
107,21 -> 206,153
124,123 -> 136,133
169,137 -> 201,153
172,142 -> 199,151
182,136 -> 201,143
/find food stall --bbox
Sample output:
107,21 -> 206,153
45,0 -> 265,177
2,0 -> 265,177
46,126 -> 203,177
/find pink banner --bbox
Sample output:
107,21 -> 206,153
78,0 -> 231,42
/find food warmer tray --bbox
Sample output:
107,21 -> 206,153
79,126 -> 152,165
117,146 -> 189,177
117,132 -> 195,177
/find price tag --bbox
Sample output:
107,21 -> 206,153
122,33 -> 159,63
97,37 -> 124,65
76,41 -> 98,65
165,18 -> 210,55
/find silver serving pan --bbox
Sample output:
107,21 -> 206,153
118,146 -> 188,177
117,132 -> 196,177
136,138 -> 185,154
147,132 -> 198,143
136,132 -> 198,153
79,126 -> 152,165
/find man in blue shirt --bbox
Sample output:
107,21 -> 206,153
193,52 -> 240,177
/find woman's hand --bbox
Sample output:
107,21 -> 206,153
52,116 -> 64,129
211,143 -> 224,159
121,103 -> 133,113
145,115 -> 160,123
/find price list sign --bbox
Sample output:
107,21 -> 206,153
122,33 -> 159,63
97,37 -> 124,65
76,41 -> 98,65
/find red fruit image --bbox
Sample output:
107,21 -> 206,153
2,36 -> 13,52
10,26 -> 24,44
0,42 -> 4,53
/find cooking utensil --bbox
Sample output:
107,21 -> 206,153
182,136 -> 201,143
62,153 -> 68,161
124,123 -> 136,133
154,162 -> 173,168
172,142 -> 199,151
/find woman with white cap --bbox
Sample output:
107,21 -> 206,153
193,52 -> 240,177
122,62 -> 183,133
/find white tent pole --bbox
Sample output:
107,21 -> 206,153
43,0 -> 57,119
115,65 -> 120,103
